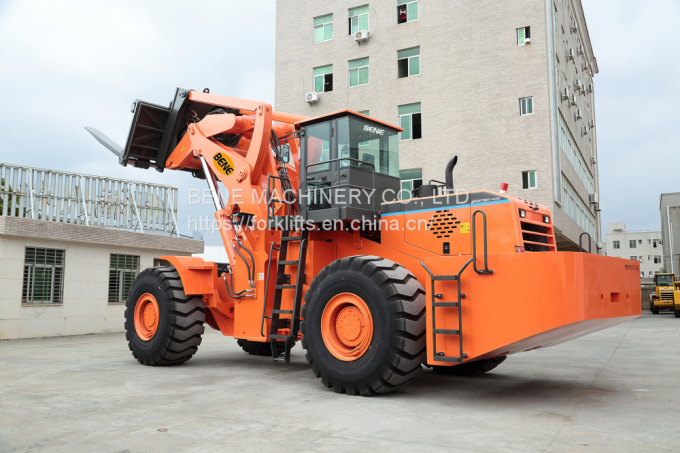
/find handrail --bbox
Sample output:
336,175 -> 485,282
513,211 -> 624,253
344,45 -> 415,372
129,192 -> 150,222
579,232 -> 592,253
472,210 -> 493,274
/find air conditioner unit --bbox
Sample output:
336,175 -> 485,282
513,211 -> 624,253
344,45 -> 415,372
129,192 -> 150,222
587,84 -> 593,93
354,30 -> 370,43
575,108 -> 582,120
575,79 -> 583,91
589,193 -> 599,204
597,241 -> 604,249
525,37 -> 532,44
577,44 -> 584,56
581,125 -> 588,135
562,87 -> 570,101
569,94 -> 577,106
589,119 -> 596,128
595,202 -> 601,212
571,21 -> 578,33
590,156 -> 597,164
582,61 -> 589,71
305,92 -> 319,104
567,48 -> 575,60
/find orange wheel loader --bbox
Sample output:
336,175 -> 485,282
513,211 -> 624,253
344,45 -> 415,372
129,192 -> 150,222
87,88 -> 641,395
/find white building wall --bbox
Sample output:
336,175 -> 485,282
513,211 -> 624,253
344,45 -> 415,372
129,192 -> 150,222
0,216 -> 201,340
0,237 -> 196,340
275,0 -> 601,252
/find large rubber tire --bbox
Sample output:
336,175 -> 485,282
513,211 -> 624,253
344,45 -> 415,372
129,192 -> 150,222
125,266 -> 205,366
651,306 -> 660,314
674,310 -> 680,318
300,256 -> 426,396
236,339 -> 294,356
431,356 -> 507,376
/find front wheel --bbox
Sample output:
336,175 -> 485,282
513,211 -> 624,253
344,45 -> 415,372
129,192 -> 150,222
674,309 -> 680,318
651,306 -> 660,314
125,266 -> 206,366
300,256 -> 426,396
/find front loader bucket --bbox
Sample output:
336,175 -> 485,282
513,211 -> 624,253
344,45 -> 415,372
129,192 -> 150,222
87,87 -> 196,172
422,252 -> 642,365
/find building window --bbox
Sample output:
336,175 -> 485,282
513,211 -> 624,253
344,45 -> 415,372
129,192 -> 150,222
559,113 -> 594,193
517,27 -> 531,45
398,47 -> 420,78
638,239 -> 642,244
648,239 -> 651,244
348,58 -> 369,87
648,255 -> 651,261
520,97 -> 534,115
314,14 -> 333,43
522,171 -> 537,189
630,256 -> 637,261
399,103 -> 422,140
654,256 -> 662,264
22,248 -> 65,304
629,240 -> 636,248
613,241 -> 620,249
348,5 -> 369,35
561,174 -> 597,239
109,254 -> 140,304
400,169 -> 423,200
357,110 -> 369,116
314,65 -> 333,92
653,239 -> 659,248
397,0 -> 418,24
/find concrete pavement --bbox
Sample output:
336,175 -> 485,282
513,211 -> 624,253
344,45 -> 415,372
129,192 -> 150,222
1,312 -> 678,452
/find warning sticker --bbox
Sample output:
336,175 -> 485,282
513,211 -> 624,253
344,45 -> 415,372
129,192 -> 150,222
258,273 -> 265,281
460,222 -> 470,234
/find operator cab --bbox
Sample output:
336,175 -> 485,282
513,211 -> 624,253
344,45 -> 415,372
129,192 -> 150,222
296,110 -> 402,224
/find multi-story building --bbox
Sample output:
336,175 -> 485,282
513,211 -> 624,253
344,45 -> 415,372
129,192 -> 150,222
660,192 -> 680,275
605,222 -> 663,279
275,0 -> 601,252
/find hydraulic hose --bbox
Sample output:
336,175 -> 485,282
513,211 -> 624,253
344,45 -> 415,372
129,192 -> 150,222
233,242 -> 255,288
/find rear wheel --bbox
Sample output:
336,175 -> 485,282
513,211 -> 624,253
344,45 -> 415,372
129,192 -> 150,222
125,266 -> 205,366
651,306 -> 660,314
431,356 -> 507,376
236,339 -> 294,356
674,309 -> 680,318
300,256 -> 426,396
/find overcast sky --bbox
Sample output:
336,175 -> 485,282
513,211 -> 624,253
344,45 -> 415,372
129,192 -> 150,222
0,0 -> 678,245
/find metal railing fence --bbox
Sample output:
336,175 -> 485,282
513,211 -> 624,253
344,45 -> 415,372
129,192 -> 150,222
0,163 -> 179,236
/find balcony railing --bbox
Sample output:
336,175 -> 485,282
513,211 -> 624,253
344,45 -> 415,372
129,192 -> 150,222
0,163 -> 179,236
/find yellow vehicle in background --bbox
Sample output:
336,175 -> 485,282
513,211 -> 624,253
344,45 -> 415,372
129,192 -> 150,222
650,273 -> 680,317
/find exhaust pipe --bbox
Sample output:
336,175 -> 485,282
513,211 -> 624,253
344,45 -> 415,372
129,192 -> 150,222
445,156 -> 458,192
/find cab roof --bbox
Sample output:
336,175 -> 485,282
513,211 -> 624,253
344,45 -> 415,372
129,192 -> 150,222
295,109 -> 403,132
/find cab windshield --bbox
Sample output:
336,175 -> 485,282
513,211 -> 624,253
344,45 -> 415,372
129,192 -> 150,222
337,116 -> 399,177
655,275 -> 674,286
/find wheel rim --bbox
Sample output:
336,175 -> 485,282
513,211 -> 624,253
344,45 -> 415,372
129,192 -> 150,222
134,293 -> 159,341
321,292 -> 373,361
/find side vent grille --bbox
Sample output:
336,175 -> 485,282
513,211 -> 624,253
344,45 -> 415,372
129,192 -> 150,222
520,221 -> 556,252
428,210 -> 461,239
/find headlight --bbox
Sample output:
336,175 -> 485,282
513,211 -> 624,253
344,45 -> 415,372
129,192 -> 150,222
543,215 -> 550,223
519,209 -> 526,218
